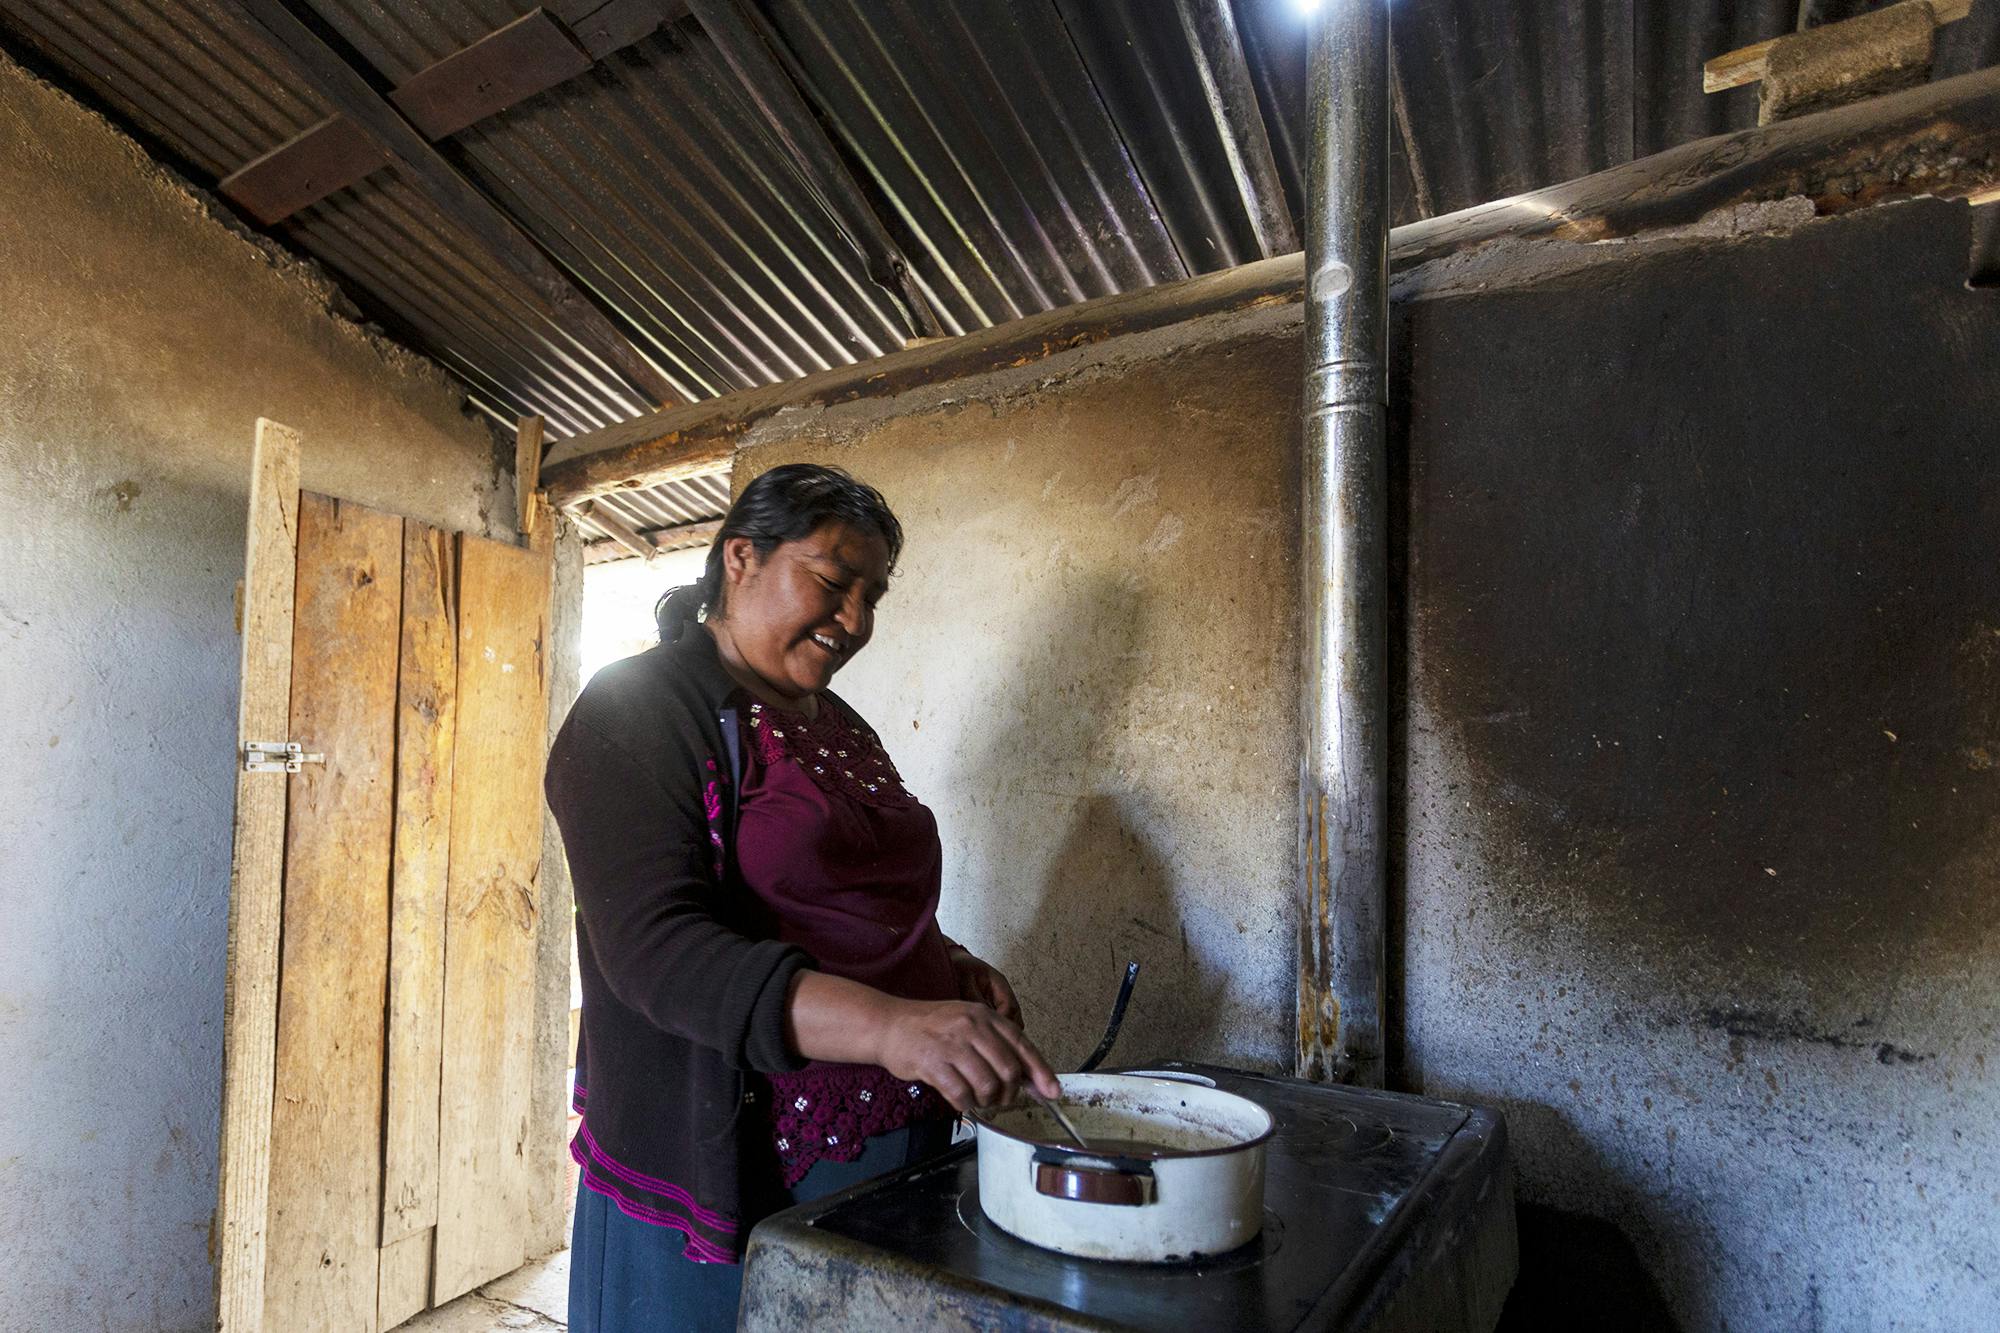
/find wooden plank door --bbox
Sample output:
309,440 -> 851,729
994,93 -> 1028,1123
216,420 -> 555,1333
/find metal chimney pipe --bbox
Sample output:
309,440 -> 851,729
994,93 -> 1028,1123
1297,0 -> 1391,1087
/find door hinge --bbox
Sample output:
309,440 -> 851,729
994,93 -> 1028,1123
242,741 -> 325,773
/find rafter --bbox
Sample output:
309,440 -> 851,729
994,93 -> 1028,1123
221,0 -> 679,407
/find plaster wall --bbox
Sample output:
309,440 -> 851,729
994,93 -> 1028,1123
0,58 -> 506,1331
735,314 -> 1305,1076
733,198 -> 1998,1329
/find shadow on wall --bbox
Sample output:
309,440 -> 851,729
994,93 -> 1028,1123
955,570 -> 1230,1070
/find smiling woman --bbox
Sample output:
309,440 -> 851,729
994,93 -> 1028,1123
545,463 -> 1060,1332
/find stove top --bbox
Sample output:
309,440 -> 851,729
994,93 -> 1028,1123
740,1063 -> 1516,1332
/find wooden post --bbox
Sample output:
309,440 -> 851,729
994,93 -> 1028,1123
515,415 -> 545,543
214,419 -> 301,1333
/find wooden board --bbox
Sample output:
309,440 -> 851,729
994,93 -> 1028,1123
214,419 -> 301,1333
263,494 -> 405,1333
515,415 -> 545,540
432,532 -> 553,1302
381,522 -> 458,1246
376,1229 -> 434,1332
391,8 -> 591,140
219,114 -> 391,225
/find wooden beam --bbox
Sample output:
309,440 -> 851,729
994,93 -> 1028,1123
571,499 -> 664,561
221,115 -> 389,226
214,419 -> 301,1333
1399,60 -> 2000,262
391,8 -> 592,140
581,515 -> 723,563
1389,44 -> 1437,221
1705,36 -> 1782,94
560,0 -> 692,60
515,415 -> 546,541
222,0 -> 678,407
220,5 -> 687,223
542,62 -> 2000,507
1705,0 -> 1973,93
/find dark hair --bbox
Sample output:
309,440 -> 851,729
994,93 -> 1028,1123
655,463 -> 904,642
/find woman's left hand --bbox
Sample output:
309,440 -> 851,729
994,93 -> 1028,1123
948,948 -> 1024,1029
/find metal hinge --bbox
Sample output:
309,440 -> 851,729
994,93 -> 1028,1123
242,741 -> 325,774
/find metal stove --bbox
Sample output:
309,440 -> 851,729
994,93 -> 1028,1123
738,1063 -> 1516,1332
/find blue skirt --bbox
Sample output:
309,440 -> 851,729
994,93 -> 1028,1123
568,1123 -> 953,1333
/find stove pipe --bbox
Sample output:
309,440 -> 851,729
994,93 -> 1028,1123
1297,0 -> 1391,1088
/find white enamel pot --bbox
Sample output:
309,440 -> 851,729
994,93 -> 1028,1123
968,1071 -> 1274,1263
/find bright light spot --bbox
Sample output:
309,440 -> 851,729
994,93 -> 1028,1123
1292,0 -> 1324,15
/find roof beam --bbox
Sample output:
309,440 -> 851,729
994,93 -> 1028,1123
581,516 -> 724,564
220,0 -> 679,407
391,8 -> 592,141
1705,0 -> 1972,93
220,4 -> 689,225
542,60 -> 2000,506
571,499 -> 671,561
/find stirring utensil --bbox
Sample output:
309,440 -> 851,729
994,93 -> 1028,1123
1033,1091 -> 1095,1152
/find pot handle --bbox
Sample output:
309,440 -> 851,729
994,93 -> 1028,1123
1033,1160 -> 1157,1207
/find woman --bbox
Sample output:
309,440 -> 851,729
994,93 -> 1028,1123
546,463 -> 1060,1331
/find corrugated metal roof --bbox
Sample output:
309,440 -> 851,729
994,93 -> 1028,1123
5,0 -> 1996,560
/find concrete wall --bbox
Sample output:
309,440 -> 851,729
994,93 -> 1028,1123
733,197 -> 1998,1329
0,58 -> 506,1332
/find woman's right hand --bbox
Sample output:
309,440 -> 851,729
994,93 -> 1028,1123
873,998 -> 1062,1112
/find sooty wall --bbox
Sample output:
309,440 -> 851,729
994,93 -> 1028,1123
1398,198 -> 1998,1330
733,196 -> 1996,1330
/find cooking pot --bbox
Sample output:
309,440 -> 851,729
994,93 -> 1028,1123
968,1070 -> 1275,1262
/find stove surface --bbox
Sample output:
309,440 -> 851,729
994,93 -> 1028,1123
740,1063 -> 1515,1332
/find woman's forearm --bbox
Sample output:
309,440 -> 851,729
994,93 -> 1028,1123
782,969 -> 1061,1110
783,969 -> 900,1065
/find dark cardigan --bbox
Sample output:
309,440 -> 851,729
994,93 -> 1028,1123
545,625 -> 813,1263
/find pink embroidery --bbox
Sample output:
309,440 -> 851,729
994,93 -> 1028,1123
575,1119 -> 738,1232
747,702 -> 916,809
766,1064 -> 952,1187
571,1139 -> 736,1264
702,773 -> 727,877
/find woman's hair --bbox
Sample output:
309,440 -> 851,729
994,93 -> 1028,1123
655,463 -> 904,642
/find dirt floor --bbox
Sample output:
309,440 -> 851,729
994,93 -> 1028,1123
402,1247 -> 569,1332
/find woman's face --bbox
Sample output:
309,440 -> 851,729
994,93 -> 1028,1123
714,521 -> 891,702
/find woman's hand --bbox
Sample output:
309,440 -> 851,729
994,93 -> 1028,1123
947,946 -> 1023,1028
786,970 -> 1061,1111
875,998 -> 1061,1112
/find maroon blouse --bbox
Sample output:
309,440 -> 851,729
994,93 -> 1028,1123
736,698 -> 956,1185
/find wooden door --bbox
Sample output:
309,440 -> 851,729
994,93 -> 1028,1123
215,420 -> 555,1332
